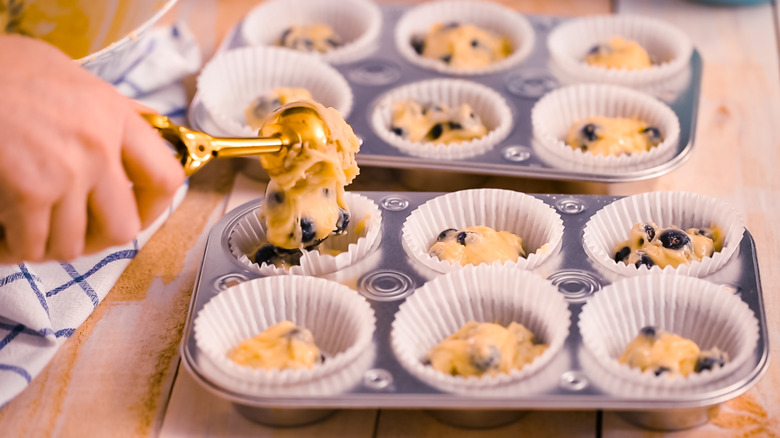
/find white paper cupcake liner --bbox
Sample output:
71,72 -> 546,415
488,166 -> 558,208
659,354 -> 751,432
239,0 -> 382,65
196,45 -> 353,138
193,276 -> 376,389
578,274 -> 759,396
401,188 -> 564,274
391,264 -> 570,394
228,192 -> 382,277
394,0 -> 535,76
547,14 -> 693,87
370,79 -> 513,160
531,83 -> 680,173
582,191 -> 745,278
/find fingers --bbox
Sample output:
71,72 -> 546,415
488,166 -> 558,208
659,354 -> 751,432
46,190 -> 88,261
83,166 -> 141,255
121,111 -> 185,228
0,204 -> 50,263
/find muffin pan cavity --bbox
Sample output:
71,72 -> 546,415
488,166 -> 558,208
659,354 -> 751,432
181,191 -> 768,431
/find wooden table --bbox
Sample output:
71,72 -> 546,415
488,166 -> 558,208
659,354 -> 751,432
2,0 -> 778,436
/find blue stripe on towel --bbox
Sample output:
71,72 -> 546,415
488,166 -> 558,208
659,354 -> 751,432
47,250 -> 137,298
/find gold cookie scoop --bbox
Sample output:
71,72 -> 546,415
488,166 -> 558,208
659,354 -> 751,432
141,102 -> 329,176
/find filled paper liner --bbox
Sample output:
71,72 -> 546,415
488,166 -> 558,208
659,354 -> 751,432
531,83 -> 680,173
239,0 -> 382,65
401,188 -> 564,274
228,192 -> 382,277
370,79 -> 513,160
196,45 -> 353,137
394,0 -> 535,76
582,191 -> 745,278
391,265 -> 570,394
578,274 -> 759,396
547,14 -> 693,87
193,276 -> 376,390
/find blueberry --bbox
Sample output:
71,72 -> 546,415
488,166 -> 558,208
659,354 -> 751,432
659,229 -> 690,250
643,224 -> 656,242
448,121 -> 463,130
470,39 -> 480,48
276,246 -> 303,265
581,123 -> 598,142
440,54 -> 453,64
427,123 -> 444,141
615,246 -> 631,263
587,44 -> 601,55
640,326 -> 657,338
456,231 -> 471,246
280,27 -> 292,42
318,353 -> 326,364
641,126 -> 662,142
253,244 -> 277,266
469,345 -> 501,372
267,191 -> 285,206
325,38 -> 341,48
411,36 -> 425,55
653,366 -> 671,376
335,208 -> 350,234
635,253 -> 655,268
322,188 -> 330,197
694,354 -> 725,373
436,228 -> 458,242
442,21 -> 460,30
300,218 -> 316,243
390,125 -> 405,137
695,228 -> 714,240
302,38 -> 314,50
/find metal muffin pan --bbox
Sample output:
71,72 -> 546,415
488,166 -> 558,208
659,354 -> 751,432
188,6 -> 702,183
180,192 -> 768,430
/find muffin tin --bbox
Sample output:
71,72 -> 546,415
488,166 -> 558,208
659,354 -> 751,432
180,191 -> 768,431
187,5 -> 702,183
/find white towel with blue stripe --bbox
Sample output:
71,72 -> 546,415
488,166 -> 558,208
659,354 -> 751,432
0,22 -> 201,408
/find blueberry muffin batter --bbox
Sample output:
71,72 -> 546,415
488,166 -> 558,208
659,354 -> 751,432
614,222 -> 724,269
277,23 -> 343,53
565,116 -> 663,156
390,99 -> 488,144
429,226 -> 526,266
257,100 -> 359,251
426,321 -> 547,377
411,22 -> 512,69
244,87 -> 313,131
585,36 -> 652,70
228,321 -> 323,370
619,326 -> 728,377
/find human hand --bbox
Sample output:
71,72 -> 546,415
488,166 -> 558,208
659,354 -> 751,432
0,35 -> 185,264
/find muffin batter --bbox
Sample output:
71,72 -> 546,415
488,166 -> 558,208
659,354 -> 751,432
429,226 -> 526,266
619,326 -> 728,377
426,321 -> 547,377
565,116 -> 663,156
278,23 -> 343,53
228,321 -> 323,370
244,87 -> 313,131
585,36 -> 652,70
258,100 -> 360,250
411,22 -> 512,69
390,99 -> 488,144
614,222 -> 724,269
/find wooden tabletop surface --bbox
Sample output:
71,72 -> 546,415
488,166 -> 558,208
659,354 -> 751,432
1,0 -> 778,436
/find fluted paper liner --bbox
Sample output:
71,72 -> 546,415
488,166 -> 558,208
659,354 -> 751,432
193,276 -> 376,389
583,191 -> 745,278
394,0 -> 535,76
531,83 -> 680,173
401,189 -> 564,273
228,192 -> 382,276
391,265 -> 570,393
578,274 -> 759,395
547,14 -> 693,87
371,79 -> 513,160
196,45 -> 353,137
240,0 -> 382,65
